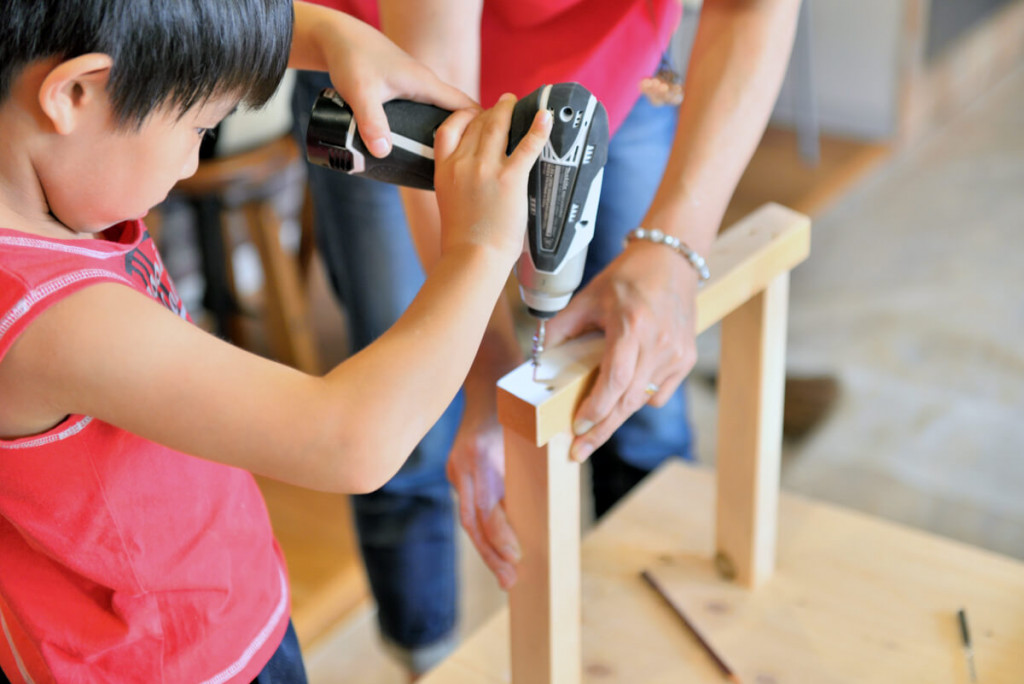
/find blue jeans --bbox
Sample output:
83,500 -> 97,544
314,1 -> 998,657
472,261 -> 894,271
292,72 -> 693,673
252,619 -> 307,684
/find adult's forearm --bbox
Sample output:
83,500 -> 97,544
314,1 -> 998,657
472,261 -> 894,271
379,0 -> 484,271
378,0 -> 483,98
644,0 -> 802,254
290,1 -> 348,71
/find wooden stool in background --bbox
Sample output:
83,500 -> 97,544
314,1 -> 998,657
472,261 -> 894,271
170,134 -> 321,375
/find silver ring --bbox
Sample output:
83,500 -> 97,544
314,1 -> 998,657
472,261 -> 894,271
644,383 -> 660,396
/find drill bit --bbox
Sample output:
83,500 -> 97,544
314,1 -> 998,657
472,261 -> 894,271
531,319 -> 546,382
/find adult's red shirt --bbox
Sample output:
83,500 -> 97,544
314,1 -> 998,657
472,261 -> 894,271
312,0 -> 681,135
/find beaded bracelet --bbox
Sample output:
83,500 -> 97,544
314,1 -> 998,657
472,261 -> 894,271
623,227 -> 711,283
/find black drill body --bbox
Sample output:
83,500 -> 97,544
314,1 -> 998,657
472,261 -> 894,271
306,83 -> 609,321
306,83 -> 608,376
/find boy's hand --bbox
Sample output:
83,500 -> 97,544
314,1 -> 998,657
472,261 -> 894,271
432,94 -> 551,264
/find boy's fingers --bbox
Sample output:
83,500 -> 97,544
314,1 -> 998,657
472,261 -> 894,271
433,108 -> 478,162
474,532 -> 517,590
463,497 -> 516,588
507,109 -> 552,171
465,508 -> 515,589
449,461 -> 516,588
474,93 -> 517,154
452,469 -> 479,540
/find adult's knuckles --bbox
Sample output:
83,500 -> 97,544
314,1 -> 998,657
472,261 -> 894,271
662,344 -> 688,369
676,345 -> 697,373
620,302 -> 658,334
605,362 -> 634,395
458,504 -> 477,530
654,327 -> 678,350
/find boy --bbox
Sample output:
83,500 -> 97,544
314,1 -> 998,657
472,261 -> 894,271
0,1 -> 552,682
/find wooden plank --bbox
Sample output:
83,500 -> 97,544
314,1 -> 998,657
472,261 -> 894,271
497,203 -> 811,447
497,333 -> 604,445
505,430 -> 581,684
714,272 -> 789,587
421,462 -> 1024,683
696,202 -> 809,335
490,203 -> 810,683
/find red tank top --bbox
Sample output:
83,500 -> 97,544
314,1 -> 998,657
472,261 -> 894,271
313,0 -> 681,134
0,221 -> 288,683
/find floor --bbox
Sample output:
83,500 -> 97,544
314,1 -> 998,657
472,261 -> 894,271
776,60 -> 1024,558
694,62 -> 1024,563
297,61 -> 1024,683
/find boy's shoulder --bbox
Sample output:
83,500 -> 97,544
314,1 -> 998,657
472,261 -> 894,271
0,221 -> 139,296
0,220 -> 186,347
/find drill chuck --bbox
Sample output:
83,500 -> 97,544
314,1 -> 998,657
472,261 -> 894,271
516,249 -> 588,318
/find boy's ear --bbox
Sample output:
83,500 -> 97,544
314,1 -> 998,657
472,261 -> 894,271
38,53 -> 115,135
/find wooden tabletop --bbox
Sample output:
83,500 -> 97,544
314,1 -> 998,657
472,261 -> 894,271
422,461 -> 1024,683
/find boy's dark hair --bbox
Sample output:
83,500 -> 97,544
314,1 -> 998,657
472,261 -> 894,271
0,0 -> 293,128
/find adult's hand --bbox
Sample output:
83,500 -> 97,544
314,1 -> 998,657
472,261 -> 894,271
538,0 -> 803,464
444,295 -> 525,590
291,1 -> 476,158
543,241 -> 701,463
445,412 -> 520,590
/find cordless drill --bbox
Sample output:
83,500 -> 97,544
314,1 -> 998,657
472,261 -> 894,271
305,83 -> 609,376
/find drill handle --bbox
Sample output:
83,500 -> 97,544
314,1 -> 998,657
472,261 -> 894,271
306,89 -> 450,190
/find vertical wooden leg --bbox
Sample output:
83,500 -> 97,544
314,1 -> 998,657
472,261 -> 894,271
493,206 -> 810,680
715,271 -> 790,588
505,429 -> 581,684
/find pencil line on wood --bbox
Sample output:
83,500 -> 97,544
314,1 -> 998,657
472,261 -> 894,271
640,569 -> 741,683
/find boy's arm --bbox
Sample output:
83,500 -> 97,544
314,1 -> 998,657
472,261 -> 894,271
289,0 -> 476,158
0,99 -> 551,495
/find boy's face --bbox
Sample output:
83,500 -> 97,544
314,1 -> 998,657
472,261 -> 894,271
39,93 -> 238,233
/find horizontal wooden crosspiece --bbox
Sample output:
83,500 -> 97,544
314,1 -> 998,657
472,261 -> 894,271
498,202 -> 811,447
